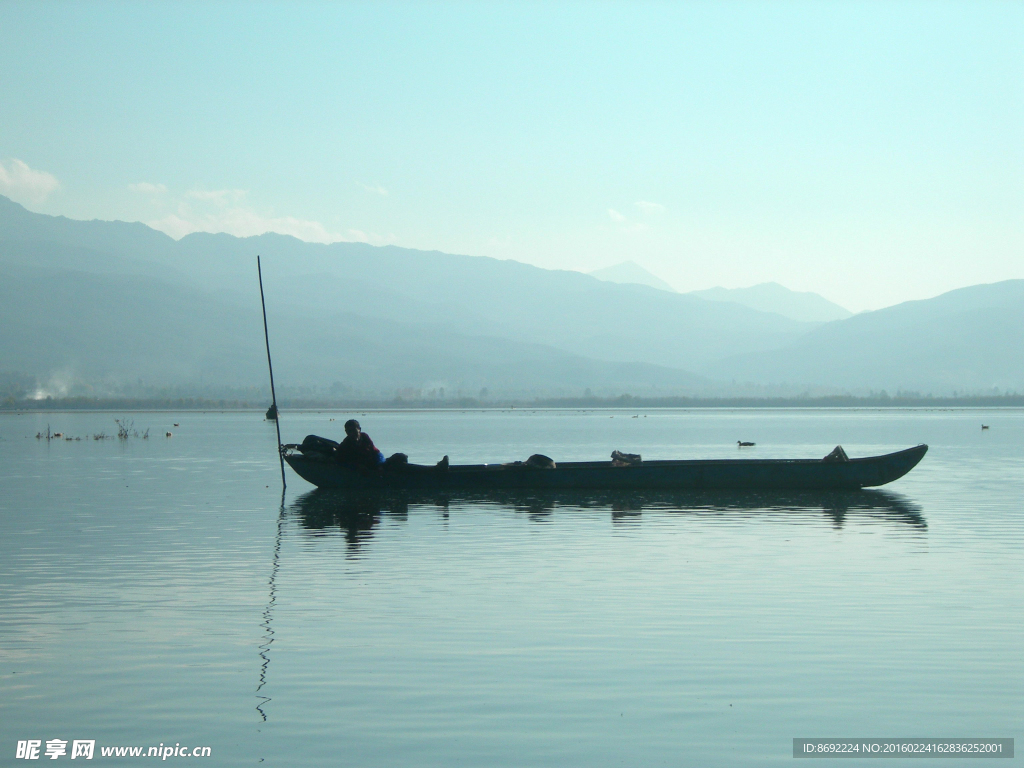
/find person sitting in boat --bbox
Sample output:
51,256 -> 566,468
335,419 -> 385,468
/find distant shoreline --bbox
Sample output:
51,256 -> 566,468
3,393 -> 1022,412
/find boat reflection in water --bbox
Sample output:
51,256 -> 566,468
289,487 -> 926,550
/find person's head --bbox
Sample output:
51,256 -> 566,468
344,419 -> 361,438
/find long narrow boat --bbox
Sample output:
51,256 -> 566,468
282,442 -> 927,492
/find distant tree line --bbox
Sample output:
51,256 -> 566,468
4,392 -> 1023,411
529,393 -> 1024,408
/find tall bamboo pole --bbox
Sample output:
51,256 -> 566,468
258,256 -> 286,489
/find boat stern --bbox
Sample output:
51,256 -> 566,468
857,444 -> 928,488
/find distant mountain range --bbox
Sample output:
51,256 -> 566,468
588,264 -> 852,324
589,261 -> 677,293
1,194 -> 1020,399
687,282 -> 852,323
710,280 -> 1024,393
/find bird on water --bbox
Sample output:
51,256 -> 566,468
737,440 -> 755,447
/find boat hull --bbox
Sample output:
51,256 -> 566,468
283,444 -> 928,492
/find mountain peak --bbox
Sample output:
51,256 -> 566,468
588,261 -> 676,292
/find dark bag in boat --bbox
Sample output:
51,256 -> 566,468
299,434 -> 339,456
611,450 -> 642,466
822,445 -> 849,462
385,452 -> 409,466
525,454 -> 556,469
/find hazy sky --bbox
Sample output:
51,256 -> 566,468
1,1 -> 1021,312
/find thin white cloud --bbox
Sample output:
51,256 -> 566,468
129,182 -> 167,195
140,185 -> 394,245
344,228 -> 399,246
150,207 -> 344,243
362,183 -> 388,196
635,200 -> 665,214
485,234 -> 514,255
185,188 -> 247,205
144,190 -> 397,245
606,207 -> 647,232
0,159 -> 60,203
605,202 -> 662,234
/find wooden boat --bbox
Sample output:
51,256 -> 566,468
282,442 -> 927,492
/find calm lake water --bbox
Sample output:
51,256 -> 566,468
1,408 -> 1020,766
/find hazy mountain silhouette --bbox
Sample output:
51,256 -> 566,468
687,282 -> 852,323
589,261 -> 677,292
153,232 -> 814,371
0,258 -> 708,397
712,280 -> 1024,393
0,197 -> 721,396
0,196 -> 815,393
0,195 -> 177,264
2,195 -> 1019,397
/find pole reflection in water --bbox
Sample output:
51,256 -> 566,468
255,493 -> 286,723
